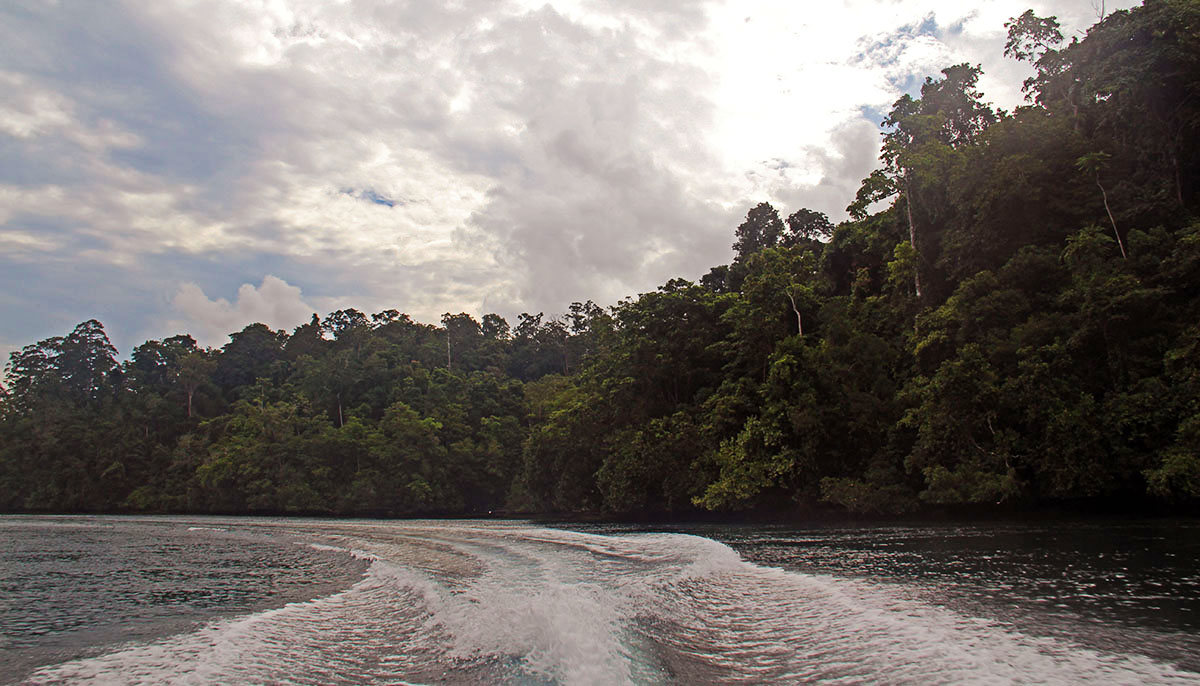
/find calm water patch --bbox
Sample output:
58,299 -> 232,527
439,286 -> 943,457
0,516 -> 367,680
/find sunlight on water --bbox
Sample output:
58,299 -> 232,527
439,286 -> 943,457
4,517 -> 1200,685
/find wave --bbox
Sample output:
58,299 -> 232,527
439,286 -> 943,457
22,522 -> 1200,686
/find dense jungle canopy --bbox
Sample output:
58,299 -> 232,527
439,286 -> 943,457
2,1 -> 1199,516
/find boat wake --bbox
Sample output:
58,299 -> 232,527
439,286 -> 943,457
22,521 -> 1200,685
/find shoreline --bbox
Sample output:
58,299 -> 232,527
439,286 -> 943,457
5,502 -> 1198,526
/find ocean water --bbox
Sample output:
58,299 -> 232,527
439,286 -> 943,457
2,516 -> 1198,685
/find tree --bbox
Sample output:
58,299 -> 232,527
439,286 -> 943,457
3,337 -> 61,414
215,323 -> 288,392
1023,1 -> 1200,213
284,314 -> 326,360
853,64 -> 996,302
1004,10 -> 1063,63
481,313 -> 510,340
782,208 -> 834,246
4,320 -> 121,412
178,352 -> 217,419
322,309 -> 370,340
442,312 -> 483,372
732,202 -> 785,262
1077,151 -> 1127,258
56,320 -> 119,406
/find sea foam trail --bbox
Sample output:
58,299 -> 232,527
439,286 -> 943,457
624,533 -> 1199,685
22,522 -> 1200,686
24,558 -> 440,685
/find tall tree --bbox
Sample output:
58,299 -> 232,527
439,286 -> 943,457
733,202 -> 786,262
56,320 -> 119,406
1022,0 -> 1200,214
215,323 -> 288,393
852,64 -> 997,302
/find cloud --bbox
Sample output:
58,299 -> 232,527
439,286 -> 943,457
0,0 -> 1142,351
453,4 -> 734,311
170,276 -> 318,347
765,118 -> 887,221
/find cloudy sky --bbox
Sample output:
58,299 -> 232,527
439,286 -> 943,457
0,0 -> 1133,358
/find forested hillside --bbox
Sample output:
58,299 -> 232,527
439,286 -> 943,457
2,1 -> 1198,516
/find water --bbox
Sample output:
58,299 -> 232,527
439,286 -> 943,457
2,516 -> 1198,685
0,517 -> 367,679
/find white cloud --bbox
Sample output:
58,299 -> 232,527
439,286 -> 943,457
169,276 -> 320,347
0,0 -> 1142,348
0,70 -> 74,139
0,70 -> 140,150
697,0 -> 1138,214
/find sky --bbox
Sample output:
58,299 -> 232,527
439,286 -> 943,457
0,0 -> 1135,360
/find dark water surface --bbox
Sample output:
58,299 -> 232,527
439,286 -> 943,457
0,517 -> 367,679
2,515 -> 1198,684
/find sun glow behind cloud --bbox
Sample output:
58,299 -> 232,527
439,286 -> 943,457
0,0 -> 1135,352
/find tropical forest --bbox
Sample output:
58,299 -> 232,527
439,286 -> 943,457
2,0 -> 1198,518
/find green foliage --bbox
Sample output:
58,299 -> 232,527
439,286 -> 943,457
732,202 -> 786,263
3,3 -> 1199,516
1004,10 -> 1063,63
597,412 -> 707,513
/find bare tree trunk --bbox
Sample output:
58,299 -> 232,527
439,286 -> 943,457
337,392 -> 343,428
903,184 -> 924,299
1097,175 -> 1127,258
186,387 -> 194,418
786,289 -> 803,336
1173,151 -> 1184,207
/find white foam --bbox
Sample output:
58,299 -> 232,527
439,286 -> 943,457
24,521 -> 1200,686
630,536 -> 1200,685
